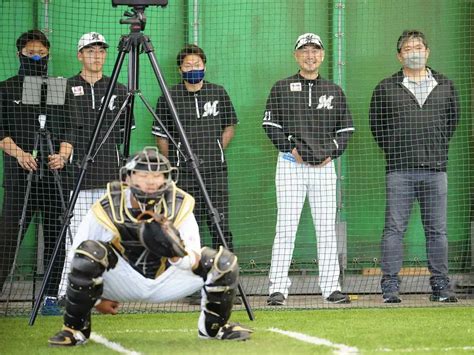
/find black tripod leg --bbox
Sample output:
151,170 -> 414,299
4,132 -> 40,315
142,39 -> 254,321
137,93 -> 187,159
28,43 -> 130,326
121,37 -> 139,160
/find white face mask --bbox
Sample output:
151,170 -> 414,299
403,52 -> 427,70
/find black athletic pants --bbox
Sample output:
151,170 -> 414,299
0,174 -> 67,297
178,167 -> 234,251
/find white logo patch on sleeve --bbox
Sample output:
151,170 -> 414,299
263,110 -> 271,121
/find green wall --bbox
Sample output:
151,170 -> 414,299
1,0 -> 472,273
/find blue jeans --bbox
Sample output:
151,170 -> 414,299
381,171 -> 449,286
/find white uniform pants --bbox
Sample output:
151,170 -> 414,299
58,189 -> 106,297
269,153 -> 341,299
103,256 -> 204,302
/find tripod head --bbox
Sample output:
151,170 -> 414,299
112,0 -> 168,7
120,7 -> 148,32
114,0 -> 168,32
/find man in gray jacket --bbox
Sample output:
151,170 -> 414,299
370,29 -> 459,303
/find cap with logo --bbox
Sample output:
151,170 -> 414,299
294,33 -> 324,50
77,32 -> 109,52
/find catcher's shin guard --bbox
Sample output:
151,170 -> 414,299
63,241 -> 118,331
195,246 -> 239,338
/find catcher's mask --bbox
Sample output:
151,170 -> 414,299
121,147 -> 177,208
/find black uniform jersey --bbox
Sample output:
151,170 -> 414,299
0,75 -> 71,187
262,73 -> 354,165
66,74 -> 133,189
152,81 -> 238,170
92,181 -> 195,279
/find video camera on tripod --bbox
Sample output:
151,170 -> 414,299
112,0 -> 168,7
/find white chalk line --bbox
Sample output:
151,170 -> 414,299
109,328 -> 194,334
90,332 -> 142,355
94,328 -> 473,354
268,327 -> 359,355
376,346 -> 474,352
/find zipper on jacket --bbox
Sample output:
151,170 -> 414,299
194,94 -> 200,118
399,81 -> 439,109
308,83 -> 313,107
91,84 -> 96,109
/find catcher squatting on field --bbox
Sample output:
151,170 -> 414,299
48,147 -> 253,346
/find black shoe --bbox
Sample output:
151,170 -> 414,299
199,323 -> 253,341
383,292 -> 402,303
430,289 -> 458,303
48,327 -> 88,347
381,276 -> 401,303
267,292 -> 286,306
326,291 -> 351,304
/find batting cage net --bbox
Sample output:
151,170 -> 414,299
1,0 -> 473,317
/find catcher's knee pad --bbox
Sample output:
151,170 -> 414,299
64,240 -> 118,330
196,246 -> 239,337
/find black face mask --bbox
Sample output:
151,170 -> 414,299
18,54 -> 49,77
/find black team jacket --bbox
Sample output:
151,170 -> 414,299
262,73 -> 354,165
369,69 -> 459,173
66,74 -> 133,189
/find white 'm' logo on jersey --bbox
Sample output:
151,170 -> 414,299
202,100 -> 219,117
317,95 -> 334,110
100,95 -> 117,111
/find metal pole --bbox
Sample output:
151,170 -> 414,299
193,0 -> 199,45
332,0 -> 347,271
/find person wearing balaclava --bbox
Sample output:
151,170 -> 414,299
152,45 -> 239,305
0,30 -> 72,312
370,30 -> 459,304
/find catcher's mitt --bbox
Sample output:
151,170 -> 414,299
137,211 -> 187,258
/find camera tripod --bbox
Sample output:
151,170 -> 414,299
5,111 -> 72,315
29,5 -> 254,325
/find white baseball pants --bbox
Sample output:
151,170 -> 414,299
269,152 -> 341,299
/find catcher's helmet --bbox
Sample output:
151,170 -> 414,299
122,147 -> 177,206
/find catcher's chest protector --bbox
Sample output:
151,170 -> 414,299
97,181 -> 187,278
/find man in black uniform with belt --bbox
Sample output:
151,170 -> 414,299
0,30 -> 72,305
153,44 -> 238,252
66,32 -> 132,233
262,33 -> 354,305
57,32 -> 132,296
